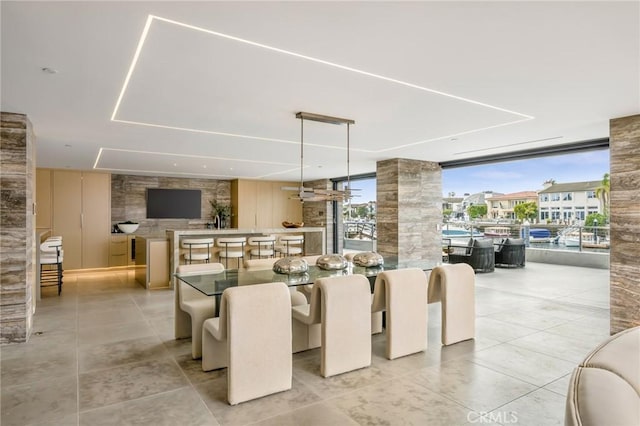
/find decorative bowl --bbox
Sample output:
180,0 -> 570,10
117,223 -> 139,234
316,254 -> 348,270
273,257 -> 309,274
282,221 -> 304,228
352,252 -> 384,267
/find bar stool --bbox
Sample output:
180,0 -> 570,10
182,238 -> 214,264
217,237 -> 246,269
275,235 -> 304,257
248,235 -> 276,259
40,238 -> 64,295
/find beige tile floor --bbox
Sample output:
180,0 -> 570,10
1,262 -> 610,426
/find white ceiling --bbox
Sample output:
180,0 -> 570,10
2,1 -> 638,182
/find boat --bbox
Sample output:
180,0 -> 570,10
528,228 -> 552,243
442,225 -> 483,239
563,231 -> 597,247
483,226 -> 511,239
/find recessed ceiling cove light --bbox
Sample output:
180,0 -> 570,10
111,15 -> 535,154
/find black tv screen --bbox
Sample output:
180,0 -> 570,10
146,189 -> 201,219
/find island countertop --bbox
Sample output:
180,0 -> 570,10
165,226 -> 324,235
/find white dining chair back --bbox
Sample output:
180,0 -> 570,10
201,282 -> 292,405
292,274 -> 371,377
372,268 -> 428,359
427,263 -> 475,345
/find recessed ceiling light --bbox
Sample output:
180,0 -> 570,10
41,67 -> 58,74
202,165 -> 207,168
173,163 -> 178,167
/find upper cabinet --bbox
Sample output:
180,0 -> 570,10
38,169 -> 111,270
231,179 -> 302,228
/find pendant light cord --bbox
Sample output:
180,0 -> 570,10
300,116 -> 304,193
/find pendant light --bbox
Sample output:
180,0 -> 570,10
283,111 -> 356,202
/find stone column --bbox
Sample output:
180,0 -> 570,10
1,112 -> 35,343
302,179 -> 335,254
610,114 -> 640,334
376,158 -> 442,264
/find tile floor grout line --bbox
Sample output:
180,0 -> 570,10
77,384 -> 194,415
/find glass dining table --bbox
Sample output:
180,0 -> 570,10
175,257 -> 438,297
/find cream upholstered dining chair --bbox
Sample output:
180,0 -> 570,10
372,268 -> 428,359
181,238 -> 214,264
201,282 -> 292,405
292,274 -> 371,377
243,257 -> 318,353
175,263 -> 224,359
248,235 -> 276,259
427,263 -> 475,345
275,235 -> 304,257
217,237 -> 246,269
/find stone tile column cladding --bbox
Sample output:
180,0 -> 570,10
377,158 -> 442,264
610,114 -> 640,334
1,112 -> 35,343
302,179 -> 334,254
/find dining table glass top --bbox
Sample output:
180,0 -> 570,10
176,257 -> 438,296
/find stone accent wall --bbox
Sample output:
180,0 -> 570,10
302,179 -> 334,254
1,112 -> 35,344
376,158 -> 441,263
111,175 -> 230,236
610,114 -> 640,334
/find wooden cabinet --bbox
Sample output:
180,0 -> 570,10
135,236 -> 169,289
46,169 -> 110,270
36,168 -> 52,229
81,173 -> 111,268
231,179 -> 302,228
109,235 -> 128,267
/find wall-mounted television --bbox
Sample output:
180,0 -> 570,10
146,188 -> 201,219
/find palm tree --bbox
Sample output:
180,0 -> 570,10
595,172 -> 610,220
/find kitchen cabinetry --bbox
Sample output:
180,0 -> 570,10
43,169 -> 110,270
135,236 -> 169,289
110,234 -> 135,267
231,179 -> 302,228
35,168 -> 52,229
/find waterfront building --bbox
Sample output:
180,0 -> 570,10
485,191 -> 538,221
538,180 -> 602,223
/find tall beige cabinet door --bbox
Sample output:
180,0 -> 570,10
255,181 -> 273,228
52,170 -> 83,270
36,168 -> 52,229
272,181 -> 302,225
82,173 -> 110,268
232,179 -> 258,228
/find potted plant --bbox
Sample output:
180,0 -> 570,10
210,200 -> 231,229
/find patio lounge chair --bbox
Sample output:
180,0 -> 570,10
448,238 -> 495,273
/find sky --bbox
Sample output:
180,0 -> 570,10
442,149 -> 609,197
344,149 -> 610,203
